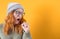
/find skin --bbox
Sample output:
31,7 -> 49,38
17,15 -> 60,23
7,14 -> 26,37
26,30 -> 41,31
13,8 -> 30,33
13,9 -> 23,24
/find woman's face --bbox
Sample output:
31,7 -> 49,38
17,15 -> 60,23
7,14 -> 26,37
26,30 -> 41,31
13,8 -> 24,24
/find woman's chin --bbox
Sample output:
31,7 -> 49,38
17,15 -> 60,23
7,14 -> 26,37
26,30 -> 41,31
15,21 -> 19,24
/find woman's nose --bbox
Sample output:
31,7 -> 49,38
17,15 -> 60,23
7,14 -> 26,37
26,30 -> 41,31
17,14 -> 22,17
17,14 -> 20,17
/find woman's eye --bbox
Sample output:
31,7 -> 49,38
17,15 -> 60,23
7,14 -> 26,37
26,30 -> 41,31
15,10 -> 23,15
15,11 -> 18,14
16,11 -> 18,13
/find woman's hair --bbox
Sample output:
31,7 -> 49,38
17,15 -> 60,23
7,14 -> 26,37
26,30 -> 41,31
3,10 -> 26,35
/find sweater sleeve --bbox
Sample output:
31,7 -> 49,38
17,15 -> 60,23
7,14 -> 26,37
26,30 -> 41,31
22,31 -> 32,39
0,24 -> 13,39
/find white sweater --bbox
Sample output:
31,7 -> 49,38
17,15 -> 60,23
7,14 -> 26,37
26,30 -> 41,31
0,24 -> 32,39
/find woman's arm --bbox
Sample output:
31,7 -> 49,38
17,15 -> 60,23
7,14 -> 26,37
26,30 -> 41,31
21,22 -> 32,39
22,31 -> 32,39
0,24 -> 12,39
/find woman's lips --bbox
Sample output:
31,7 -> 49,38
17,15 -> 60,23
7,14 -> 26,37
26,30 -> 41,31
17,19 -> 20,20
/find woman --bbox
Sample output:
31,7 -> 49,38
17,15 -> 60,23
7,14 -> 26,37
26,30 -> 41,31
0,2 -> 32,39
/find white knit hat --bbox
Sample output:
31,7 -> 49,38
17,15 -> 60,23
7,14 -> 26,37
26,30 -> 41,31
7,2 -> 24,14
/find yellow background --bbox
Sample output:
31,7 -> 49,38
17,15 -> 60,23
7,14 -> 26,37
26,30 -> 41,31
0,0 -> 60,39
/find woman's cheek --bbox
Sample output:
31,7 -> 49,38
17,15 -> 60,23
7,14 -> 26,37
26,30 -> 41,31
20,15 -> 23,19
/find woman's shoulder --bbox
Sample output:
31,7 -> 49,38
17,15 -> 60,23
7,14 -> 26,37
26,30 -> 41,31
0,23 -> 12,39
0,23 -> 4,32
0,23 -> 4,30
0,23 -> 5,37
0,23 -> 3,25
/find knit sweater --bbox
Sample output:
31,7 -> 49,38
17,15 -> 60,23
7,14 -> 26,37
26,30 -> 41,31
0,23 -> 32,39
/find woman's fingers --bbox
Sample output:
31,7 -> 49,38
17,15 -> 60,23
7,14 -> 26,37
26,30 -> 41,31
21,22 -> 30,33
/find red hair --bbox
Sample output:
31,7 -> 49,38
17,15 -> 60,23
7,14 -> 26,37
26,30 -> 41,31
3,11 -> 26,35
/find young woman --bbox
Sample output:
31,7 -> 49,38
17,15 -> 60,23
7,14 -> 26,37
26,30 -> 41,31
0,2 -> 31,39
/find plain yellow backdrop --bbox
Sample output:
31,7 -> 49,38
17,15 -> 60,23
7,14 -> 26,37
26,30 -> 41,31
0,0 -> 60,39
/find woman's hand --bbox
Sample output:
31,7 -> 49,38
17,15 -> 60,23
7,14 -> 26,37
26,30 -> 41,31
21,22 -> 30,33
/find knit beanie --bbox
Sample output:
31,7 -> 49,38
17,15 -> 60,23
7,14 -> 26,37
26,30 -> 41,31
7,2 -> 24,14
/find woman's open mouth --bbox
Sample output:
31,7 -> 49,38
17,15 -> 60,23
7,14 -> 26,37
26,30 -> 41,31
17,19 -> 20,21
